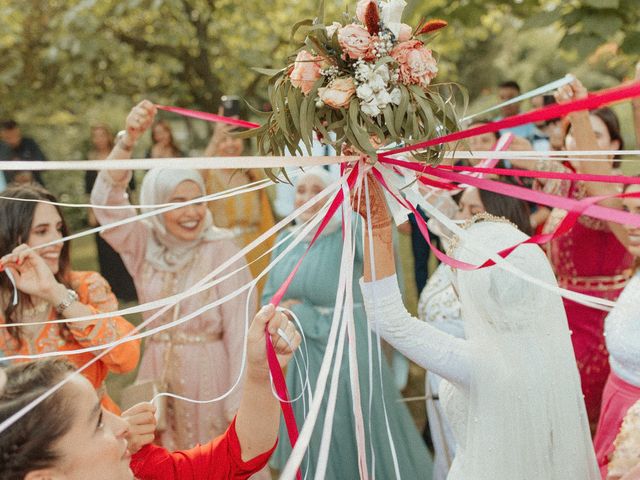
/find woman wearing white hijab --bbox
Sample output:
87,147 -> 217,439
91,101 -> 257,452
354,176 -> 599,479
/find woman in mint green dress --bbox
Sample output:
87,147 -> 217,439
264,168 -> 433,479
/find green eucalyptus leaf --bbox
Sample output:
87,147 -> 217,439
395,86 -> 410,136
287,86 -> 301,132
299,95 -> 312,152
382,106 -> 398,138
252,67 -> 284,77
291,19 -> 314,41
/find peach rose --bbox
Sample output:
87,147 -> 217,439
391,39 -> 438,87
356,0 -> 376,23
318,77 -> 356,109
338,24 -> 372,60
289,50 -> 323,95
398,23 -> 412,42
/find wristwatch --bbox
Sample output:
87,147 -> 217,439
56,289 -> 79,314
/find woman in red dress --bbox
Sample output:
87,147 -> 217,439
0,305 -> 300,480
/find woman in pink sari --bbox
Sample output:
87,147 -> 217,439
538,80 -> 634,431
91,101 -> 256,451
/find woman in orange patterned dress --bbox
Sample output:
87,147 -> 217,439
0,184 -> 140,413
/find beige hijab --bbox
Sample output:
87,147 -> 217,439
140,168 -> 229,272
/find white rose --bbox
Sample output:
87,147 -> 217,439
389,87 -> 402,105
377,64 -> 390,82
375,90 -> 392,108
356,84 -> 375,102
368,75 -> 387,92
361,99 -> 381,117
326,22 -> 342,39
381,0 -> 407,38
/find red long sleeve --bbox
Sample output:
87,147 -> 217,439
130,418 -> 276,480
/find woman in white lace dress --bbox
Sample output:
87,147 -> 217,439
417,182 -> 533,480
354,176 -> 599,479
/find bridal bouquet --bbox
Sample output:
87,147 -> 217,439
243,0 -> 461,164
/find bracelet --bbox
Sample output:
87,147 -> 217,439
56,289 -> 79,315
116,130 -> 135,152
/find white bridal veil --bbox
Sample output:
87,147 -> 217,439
452,220 -> 599,479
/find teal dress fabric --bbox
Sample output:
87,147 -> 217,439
264,225 -> 433,479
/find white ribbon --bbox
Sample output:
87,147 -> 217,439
461,74 -> 575,123
0,173 -> 350,435
0,155 -> 352,172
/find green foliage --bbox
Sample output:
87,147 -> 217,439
244,11 -> 462,175
0,0 -> 638,168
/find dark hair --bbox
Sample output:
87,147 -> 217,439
151,120 -> 181,156
0,120 -> 18,131
478,177 -> 533,236
498,81 -> 521,93
541,96 -> 560,125
0,359 -> 75,480
0,185 -> 72,344
592,107 -> 624,167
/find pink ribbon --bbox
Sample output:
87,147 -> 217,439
381,157 -> 640,228
373,164 -> 640,272
439,164 -> 640,185
380,81 -> 640,158
156,105 -> 260,129
264,337 -> 302,480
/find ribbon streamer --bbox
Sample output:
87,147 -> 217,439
382,157 -> 640,227
461,74 -> 575,122
156,105 -> 260,129
381,81 -> 640,158
437,164 -> 640,185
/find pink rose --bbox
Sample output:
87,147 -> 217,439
289,50 -> 323,95
318,77 -> 356,109
338,24 -> 372,60
398,23 -> 412,42
391,39 -> 438,87
355,0 -> 376,23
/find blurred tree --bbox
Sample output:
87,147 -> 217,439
0,0 -> 638,167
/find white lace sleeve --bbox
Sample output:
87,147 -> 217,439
361,275 -> 471,389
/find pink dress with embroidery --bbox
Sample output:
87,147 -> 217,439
91,172 -> 256,451
542,172 -> 633,430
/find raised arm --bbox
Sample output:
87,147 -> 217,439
353,174 -> 471,389
556,78 -> 628,245
128,306 -> 301,479
90,101 -> 157,274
